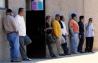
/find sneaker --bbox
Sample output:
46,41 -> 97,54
51,55 -> 57,58
90,51 -> 94,53
65,53 -> 71,55
23,58 -> 32,61
11,60 -> 22,62
72,52 -> 79,54
59,54 -> 65,56
79,51 -> 85,53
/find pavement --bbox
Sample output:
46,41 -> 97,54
0,52 -> 98,63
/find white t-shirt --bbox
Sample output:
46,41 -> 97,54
15,15 -> 26,36
61,21 -> 68,35
86,23 -> 94,37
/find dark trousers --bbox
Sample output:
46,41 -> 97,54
78,34 -> 84,52
19,36 -> 28,60
61,35 -> 69,54
61,43 -> 69,54
85,37 -> 94,52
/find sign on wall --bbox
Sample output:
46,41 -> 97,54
0,0 -> 5,8
32,0 -> 43,10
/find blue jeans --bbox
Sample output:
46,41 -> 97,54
7,33 -> 20,60
71,32 -> 79,53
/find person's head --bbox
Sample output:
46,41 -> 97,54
6,9 -> 12,15
18,8 -> 24,16
71,13 -> 77,20
55,14 -> 60,21
60,16 -> 65,21
46,16 -> 50,22
88,18 -> 93,23
79,16 -> 84,22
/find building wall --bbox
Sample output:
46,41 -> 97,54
46,0 -> 84,22
8,0 -> 26,15
0,0 -> 26,61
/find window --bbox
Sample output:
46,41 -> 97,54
0,0 -> 5,8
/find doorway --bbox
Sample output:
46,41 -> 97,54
26,0 -> 46,58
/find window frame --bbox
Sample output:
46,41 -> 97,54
0,0 -> 8,10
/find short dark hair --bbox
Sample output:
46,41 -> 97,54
71,13 -> 76,19
89,18 -> 92,21
6,9 -> 12,13
79,16 -> 84,21
60,16 -> 64,20
55,14 -> 60,18
46,16 -> 50,21
18,8 -> 24,14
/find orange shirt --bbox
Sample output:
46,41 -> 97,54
69,19 -> 79,32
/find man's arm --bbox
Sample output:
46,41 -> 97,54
69,21 -> 74,36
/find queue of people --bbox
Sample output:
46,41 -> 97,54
45,13 -> 95,58
3,8 -> 94,61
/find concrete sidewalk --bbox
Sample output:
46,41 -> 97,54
0,52 -> 98,63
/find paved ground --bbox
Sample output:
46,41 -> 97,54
0,52 -> 98,63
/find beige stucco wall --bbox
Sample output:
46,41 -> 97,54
46,0 -> 98,51
8,0 -> 26,15
46,0 -> 84,22
46,0 -> 84,35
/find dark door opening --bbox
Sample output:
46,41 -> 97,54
26,0 -> 46,58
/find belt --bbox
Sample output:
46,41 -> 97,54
7,31 -> 18,35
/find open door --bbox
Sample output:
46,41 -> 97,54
26,0 -> 46,58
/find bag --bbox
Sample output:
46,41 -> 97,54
24,35 -> 32,45
47,34 -> 57,43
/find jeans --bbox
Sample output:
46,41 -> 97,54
7,33 -> 20,60
70,32 -> 79,53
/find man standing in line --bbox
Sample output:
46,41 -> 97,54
60,16 -> 70,55
78,16 -> 85,53
85,18 -> 94,53
15,8 -> 31,61
69,13 -> 79,54
52,14 -> 64,56
3,9 -> 21,62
